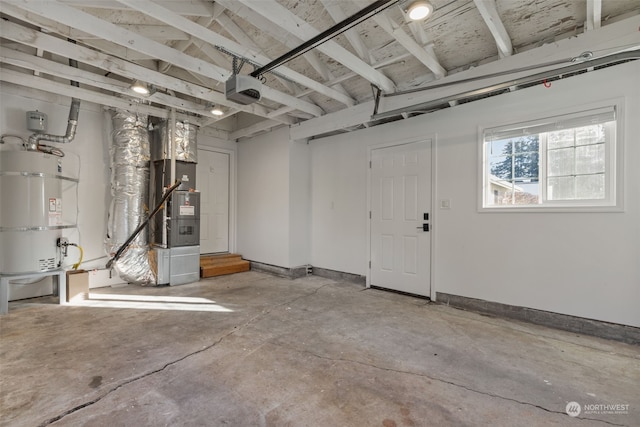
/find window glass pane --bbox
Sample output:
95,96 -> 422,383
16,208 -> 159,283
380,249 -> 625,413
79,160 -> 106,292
513,152 -> 539,179
514,136 -> 539,153
575,124 -> 605,146
576,174 -> 605,199
548,176 -> 575,200
575,144 -> 605,175
548,147 -> 574,177
512,190 -> 540,205
488,139 -> 511,156
489,154 -> 512,180
548,129 -> 574,149
483,107 -> 615,209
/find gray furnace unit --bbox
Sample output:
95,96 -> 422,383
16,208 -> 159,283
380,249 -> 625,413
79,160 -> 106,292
150,120 -> 201,286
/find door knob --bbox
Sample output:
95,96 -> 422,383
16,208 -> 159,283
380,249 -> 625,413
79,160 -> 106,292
416,224 -> 429,232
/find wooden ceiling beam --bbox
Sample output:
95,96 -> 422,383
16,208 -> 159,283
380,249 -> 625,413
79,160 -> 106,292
319,0 -> 374,64
586,0 -> 602,31
231,0 -> 396,92
5,0 -> 323,117
0,19 -> 295,125
215,12 -> 300,96
118,0 -> 353,107
0,46 -> 233,122
229,119 -> 283,140
0,68 -> 206,125
59,0 -> 213,16
473,0 -> 513,58
291,15 -> 640,140
215,1 -> 353,102
374,13 -> 446,79
158,16 -> 218,74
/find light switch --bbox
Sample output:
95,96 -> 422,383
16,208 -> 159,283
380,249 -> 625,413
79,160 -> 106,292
440,199 -> 451,209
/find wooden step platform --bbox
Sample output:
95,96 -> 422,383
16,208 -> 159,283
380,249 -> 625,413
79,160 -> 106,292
200,253 -> 250,278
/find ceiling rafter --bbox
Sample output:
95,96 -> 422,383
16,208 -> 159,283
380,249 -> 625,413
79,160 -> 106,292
0,19 -> 296,125
215,9 -> 351,106
214,12 -> 300,96
586,0 -> 602,31
4,0 -> 323,118
290,14 -> 640,140
73,25 -> 191,41
0,68 -> 206,126
215,0 -> 356,102
0,47 -> 233,121
59,0 -> 213,16
473,0 -> 513,58
229,0 -> 396,92
229,119 -> 283,140
319,0 -> 374,64
158,15 -> 219,74
373,13 -> 447,79
117,0 -> 353,108
0,2 -> 152,61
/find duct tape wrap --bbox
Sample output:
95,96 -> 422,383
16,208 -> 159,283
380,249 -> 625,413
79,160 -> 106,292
105,109 -> 155,285
152,120 -> 198,163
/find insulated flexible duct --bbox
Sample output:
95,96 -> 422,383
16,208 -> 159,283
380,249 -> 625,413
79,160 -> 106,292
105,109 -> 155,285
154,120 -> 198,163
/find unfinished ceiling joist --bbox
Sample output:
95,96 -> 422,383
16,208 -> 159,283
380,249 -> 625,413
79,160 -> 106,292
0,19 -> 295,125
4,0 -> 323,118
373,13 -> 446,79
0,68 -> 208,126
586,0 -> 603,31
319,0 -> 374,64
215,1 -> 358,101
473,0 -> 513,58
290,15 -> 640,140
0,47 -> 226,120
225,0 -> 396,92
117,0 -> 354,107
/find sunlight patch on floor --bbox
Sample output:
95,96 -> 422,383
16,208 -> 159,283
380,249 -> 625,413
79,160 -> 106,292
67,293 -> 234,312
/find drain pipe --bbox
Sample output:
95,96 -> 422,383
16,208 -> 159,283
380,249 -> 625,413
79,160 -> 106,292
170,107 -> 176,185
27,47 -> 81,151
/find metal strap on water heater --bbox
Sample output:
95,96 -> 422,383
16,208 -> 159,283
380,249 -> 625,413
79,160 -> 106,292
0,225 -> 76,232
0,171 -> 80,183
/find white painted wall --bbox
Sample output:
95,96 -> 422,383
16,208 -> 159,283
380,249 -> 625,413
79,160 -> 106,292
289,140 -> 310,268
237,126 -> 291,267
236,131 -> 310,269
311,136 -> 368,275
309,61 -> 640,327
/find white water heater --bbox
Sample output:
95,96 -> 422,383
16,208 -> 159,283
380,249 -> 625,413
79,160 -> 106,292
0,151 -> 77,274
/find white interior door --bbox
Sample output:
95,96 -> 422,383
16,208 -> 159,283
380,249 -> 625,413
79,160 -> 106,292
197,149 -> 230,254
370,140 -> 432,296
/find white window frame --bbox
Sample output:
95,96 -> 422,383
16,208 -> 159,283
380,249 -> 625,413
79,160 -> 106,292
478,101 -> 624,213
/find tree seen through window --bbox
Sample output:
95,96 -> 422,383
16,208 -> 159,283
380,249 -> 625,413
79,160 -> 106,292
488,135 -> 540,205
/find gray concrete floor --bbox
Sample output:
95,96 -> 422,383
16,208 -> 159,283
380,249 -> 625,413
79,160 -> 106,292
1,271 -> 638,427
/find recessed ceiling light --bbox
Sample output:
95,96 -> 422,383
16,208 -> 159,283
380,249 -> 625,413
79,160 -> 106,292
131,80 -> 150,95
406,1 -> 433,21
206,103 -> 224,116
